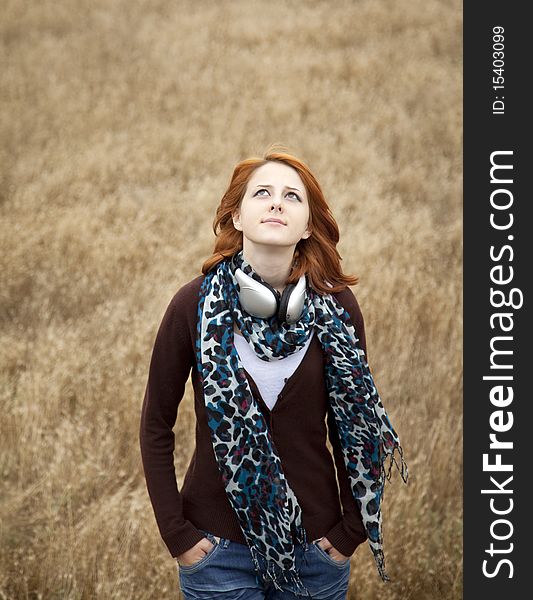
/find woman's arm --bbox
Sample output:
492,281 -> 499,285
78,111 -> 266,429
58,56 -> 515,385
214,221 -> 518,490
324,286 -> 369,556
325,407 -> 368,556
139,288 -> 205,558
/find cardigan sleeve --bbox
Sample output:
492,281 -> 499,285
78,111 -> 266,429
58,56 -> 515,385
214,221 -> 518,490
324,286 -> 369,556
139,288 -> 205,558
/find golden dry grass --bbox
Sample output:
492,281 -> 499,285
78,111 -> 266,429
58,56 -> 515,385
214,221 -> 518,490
0,0 -> 462,598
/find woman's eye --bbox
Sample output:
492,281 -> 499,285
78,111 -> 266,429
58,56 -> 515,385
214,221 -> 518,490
253,188 -> 301,201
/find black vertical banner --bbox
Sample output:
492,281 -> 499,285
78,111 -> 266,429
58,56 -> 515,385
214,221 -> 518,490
464,2 -> 531,598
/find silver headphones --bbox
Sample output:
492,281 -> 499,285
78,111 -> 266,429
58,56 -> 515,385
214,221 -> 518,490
232,258 -> 307,324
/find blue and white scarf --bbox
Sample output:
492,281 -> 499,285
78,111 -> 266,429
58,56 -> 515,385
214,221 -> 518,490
195,250 -> 408,593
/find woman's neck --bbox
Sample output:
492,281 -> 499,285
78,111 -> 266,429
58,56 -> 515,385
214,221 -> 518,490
242,245 -> 294,294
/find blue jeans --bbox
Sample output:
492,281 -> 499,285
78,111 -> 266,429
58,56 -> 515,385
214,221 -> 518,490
177,530 -> 351,600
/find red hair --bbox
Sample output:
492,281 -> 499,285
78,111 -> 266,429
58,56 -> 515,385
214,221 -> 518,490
201,145 -> 359,294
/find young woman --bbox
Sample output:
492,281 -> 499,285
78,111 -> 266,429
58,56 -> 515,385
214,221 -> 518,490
139,149 -> 408,600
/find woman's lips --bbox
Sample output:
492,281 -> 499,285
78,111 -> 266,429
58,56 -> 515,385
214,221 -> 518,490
262,220 -> 286,226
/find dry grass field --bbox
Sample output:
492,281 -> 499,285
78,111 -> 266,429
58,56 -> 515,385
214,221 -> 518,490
1,0 -> 462,598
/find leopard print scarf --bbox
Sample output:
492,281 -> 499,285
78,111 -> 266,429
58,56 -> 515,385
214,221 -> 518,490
195,250 -> 408,593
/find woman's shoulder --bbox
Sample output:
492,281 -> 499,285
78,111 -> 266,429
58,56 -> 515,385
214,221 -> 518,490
168,273 -> 206,311
331,284 -> 360,307
173,273 -> 205,298
331,285 -> 365,326
330,285 -> 367,356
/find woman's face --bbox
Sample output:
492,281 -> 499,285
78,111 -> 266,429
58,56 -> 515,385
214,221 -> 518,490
232,161 -> 311,250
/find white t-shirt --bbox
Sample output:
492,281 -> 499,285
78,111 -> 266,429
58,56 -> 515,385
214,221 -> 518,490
234,329 -> 314,411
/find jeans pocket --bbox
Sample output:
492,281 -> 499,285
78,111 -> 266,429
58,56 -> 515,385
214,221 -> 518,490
178,532 -> 220,574
198,530 -> 221,546
312,541 -> 350,568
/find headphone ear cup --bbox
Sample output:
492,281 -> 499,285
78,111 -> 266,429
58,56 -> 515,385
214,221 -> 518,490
278,283 -> 296,323
234,266 -> 280,319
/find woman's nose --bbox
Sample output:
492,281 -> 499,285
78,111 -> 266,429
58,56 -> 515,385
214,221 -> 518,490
270,196 -> 283,211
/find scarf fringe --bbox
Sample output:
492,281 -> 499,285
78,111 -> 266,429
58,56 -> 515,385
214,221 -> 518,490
249,544 -> 312,597
370,445 -> 407,584
383,444 -> 409,485
373,547 -> 391,583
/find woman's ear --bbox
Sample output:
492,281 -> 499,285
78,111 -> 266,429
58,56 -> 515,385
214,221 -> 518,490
301,226 -> 311,240
232,210 -> 242,231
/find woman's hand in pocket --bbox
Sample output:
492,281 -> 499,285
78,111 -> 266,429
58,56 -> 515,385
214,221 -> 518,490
175,537 -> 215,567
317,537 -> 350,563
